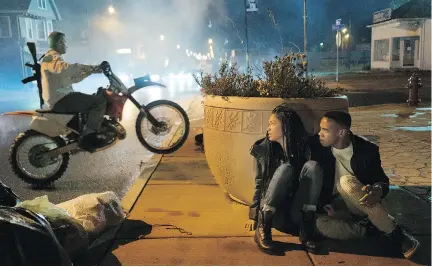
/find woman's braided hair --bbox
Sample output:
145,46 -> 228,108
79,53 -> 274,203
270,103 -> 309,166
262,104 -> 310,192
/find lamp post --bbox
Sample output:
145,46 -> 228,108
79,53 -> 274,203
244,0 -> 258,71
303,0 -> 307,55
244,0 -> 250,70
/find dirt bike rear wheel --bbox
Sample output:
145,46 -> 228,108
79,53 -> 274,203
135,100 -> 190,154
9,130 -> 69,187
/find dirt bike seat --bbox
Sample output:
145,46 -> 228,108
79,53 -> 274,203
36,109 -> 79,115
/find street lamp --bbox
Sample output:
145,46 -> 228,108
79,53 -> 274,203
177,44 -> 181,49
160,35 -> 165,41
344,34 -> 350,39
108,5 -> 115,15
303,0 -> 307,54
208,38 -> 213,45
342,28 -> 348,34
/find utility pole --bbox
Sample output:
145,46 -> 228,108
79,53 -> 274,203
244,0 -> 258,72
336,30 -> 339,82
244,0 -> 249,70
303,0 -> 307,55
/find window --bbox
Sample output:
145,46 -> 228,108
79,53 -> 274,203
392,37 -> 400,61
0,16 -> 12,38
36,20 -> 46,40
25,18 -> 34,39
38,0 -> 47,9
46,20 -> 53,35
374,39 -> 390,61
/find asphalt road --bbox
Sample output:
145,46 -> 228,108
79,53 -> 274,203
0,77 -> 201,204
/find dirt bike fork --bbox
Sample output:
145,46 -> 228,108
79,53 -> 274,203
128,95 -> 162,127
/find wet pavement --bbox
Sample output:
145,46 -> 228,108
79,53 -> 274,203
350,103 -> 431,202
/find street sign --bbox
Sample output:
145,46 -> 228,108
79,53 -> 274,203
246,0 -> 258,12
332,24 -> 345,31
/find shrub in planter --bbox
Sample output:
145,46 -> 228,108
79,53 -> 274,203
195,53 -> 341,99
194,54 -> 348,205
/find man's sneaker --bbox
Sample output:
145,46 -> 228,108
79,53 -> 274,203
390,226 -> 420,259
358,217 -> 383,238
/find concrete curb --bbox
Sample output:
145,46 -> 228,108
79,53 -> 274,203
121,94 -> 202,212
78,154 -> 164,266
120,154 -> 163,213
81,97 -> 200,265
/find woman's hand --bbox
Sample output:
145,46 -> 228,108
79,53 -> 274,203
245,219 -> 257,231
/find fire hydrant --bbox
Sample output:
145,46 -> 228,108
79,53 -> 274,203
406,72 -> 422,106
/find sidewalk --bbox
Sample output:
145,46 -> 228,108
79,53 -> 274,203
324,71 -> 431,107
89,103 -> 430,266
324,71 -> 431,91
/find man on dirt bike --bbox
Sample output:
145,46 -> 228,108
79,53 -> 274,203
41,31 -> 108,151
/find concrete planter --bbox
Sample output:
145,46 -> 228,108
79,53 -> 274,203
203,95 -> 349,205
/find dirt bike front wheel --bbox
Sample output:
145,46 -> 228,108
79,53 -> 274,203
135,100 -> 190,154
9,130 -> 69,186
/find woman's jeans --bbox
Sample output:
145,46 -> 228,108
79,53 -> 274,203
260,161 -> 323,231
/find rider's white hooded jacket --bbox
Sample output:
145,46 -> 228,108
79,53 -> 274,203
41,49 -> 94,108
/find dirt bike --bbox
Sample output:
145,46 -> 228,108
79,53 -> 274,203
3,42 -> 190,186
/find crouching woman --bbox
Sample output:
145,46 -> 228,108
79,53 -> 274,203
246,104 -> 324,254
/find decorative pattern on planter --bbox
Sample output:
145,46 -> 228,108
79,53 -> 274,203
205,107 -> 265,134
205,107 -> 225,130
225,110 -> 242,132
242,111 -> 262,133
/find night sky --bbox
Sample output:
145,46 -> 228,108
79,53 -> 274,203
54,0 -> 395,53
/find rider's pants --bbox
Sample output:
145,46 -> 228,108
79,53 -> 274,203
52,91 -> 107,133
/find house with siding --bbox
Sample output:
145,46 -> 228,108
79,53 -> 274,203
0,0 -> 61,89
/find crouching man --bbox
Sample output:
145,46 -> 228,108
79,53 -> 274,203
310,111 -> 420,259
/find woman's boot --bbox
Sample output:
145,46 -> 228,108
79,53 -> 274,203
299,210 -> 319,253
254,209 -> 275,253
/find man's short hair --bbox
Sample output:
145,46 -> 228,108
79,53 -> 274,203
323,111 -> 352,129
48,31 -> 65,47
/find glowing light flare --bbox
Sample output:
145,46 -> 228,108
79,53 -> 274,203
116,48 -> 132,54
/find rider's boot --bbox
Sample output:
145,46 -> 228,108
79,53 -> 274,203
79,126 -> 110,152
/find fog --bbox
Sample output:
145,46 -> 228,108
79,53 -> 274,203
55,0 -> 226,77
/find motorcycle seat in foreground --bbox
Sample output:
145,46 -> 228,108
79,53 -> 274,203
36,109 -> 78,115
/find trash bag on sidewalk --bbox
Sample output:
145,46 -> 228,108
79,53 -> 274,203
0,206 -> 73,266
57,191 -> 125,235
16,195 -> 70,219
15,195 -> 89,261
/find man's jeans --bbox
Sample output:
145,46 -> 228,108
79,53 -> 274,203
260,161 -> 323,231
52,91 -> 107,132
316,175 -> 396,240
